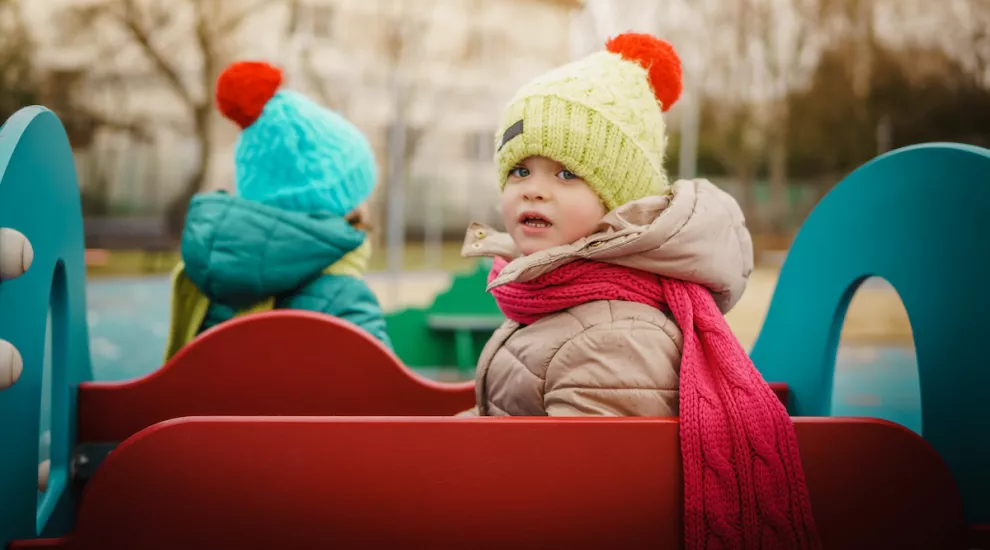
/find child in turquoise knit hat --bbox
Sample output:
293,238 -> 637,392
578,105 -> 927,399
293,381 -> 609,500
163,61 -> 391,360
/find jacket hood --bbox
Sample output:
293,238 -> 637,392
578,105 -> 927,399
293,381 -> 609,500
180,191 -> 367,305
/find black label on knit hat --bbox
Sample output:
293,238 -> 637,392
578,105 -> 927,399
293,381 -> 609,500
498,119 -> 524,152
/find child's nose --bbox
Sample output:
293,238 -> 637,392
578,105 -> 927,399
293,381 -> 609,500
522,189 -> 544,201
521,178 -> 552,201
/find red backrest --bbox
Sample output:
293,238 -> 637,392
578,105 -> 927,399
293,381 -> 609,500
13,417 -> 969,550
76,310 -> 792,444
76,312 -> 475,442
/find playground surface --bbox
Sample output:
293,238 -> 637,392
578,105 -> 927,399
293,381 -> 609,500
82,267 -> 921,433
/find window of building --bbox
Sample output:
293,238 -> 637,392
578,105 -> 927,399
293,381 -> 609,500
384,122 -> 424,160
464,33 -> 483,62
465,131 -> 494,162
311,5 -> 334,38
287,3 -> 334,40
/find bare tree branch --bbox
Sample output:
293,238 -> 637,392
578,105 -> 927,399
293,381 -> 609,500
79,108 -> 155,142
299,48 -> 336,107
94,0 -> 197,108
216,0 -> 276,38
0,0 -> 40,121
193,0 -> 217,111
52,0 -> 276,232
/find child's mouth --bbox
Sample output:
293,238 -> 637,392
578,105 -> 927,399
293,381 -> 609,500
519,212 -> 553,230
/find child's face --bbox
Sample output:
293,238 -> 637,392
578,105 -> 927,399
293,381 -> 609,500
500,156 -> 607,256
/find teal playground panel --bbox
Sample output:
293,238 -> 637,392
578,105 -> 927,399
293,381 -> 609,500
750,142 -> 990,524
0,107 -> 93,540
0,105 -> 988,547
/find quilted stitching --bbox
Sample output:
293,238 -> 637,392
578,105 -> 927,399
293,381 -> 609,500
180,192 -> 363,304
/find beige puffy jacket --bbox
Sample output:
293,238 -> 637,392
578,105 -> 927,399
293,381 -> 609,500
458,178 -> 754,417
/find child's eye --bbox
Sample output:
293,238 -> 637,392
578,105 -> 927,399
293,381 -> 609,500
558,169 -> 579,180
509,167 -> 530,178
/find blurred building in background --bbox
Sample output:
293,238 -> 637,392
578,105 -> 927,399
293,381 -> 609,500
573,0 -> 990,236
1,0 -> 972,410
273,0 -> 583,240
19,0 -> 581,241
7,0 -> 990,260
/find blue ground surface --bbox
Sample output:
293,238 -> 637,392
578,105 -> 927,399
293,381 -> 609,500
80,276 -> 923,433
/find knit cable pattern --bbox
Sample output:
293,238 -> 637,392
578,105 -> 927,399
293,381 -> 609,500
489,257 -> 822,550
494,51 -> 671,209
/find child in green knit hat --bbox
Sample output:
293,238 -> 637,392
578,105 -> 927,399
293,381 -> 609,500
163,61 -> 391,360
460,32 -> 754,418
458,32 -> 822,549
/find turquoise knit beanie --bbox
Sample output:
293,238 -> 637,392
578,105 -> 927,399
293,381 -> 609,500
215,61 -> 377,217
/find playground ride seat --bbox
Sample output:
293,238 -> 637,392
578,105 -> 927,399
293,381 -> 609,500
3,108 -> 990,548
76,311 -> 475,445
72,303 -> 787,485
67,311 -> 477,483
8,416 -> 980,550
76,308 -> 787,444
0,108 -> 477,544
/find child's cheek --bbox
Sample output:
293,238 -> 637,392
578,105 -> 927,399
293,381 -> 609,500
500,191 -> 518,228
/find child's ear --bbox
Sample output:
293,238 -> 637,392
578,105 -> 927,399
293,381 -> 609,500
345,203 -> 372,231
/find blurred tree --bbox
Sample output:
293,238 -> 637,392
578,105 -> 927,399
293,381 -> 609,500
669,0 -> 824,232
0,0 -> 151,215
376,0 -> 476,273
752,0 -> 825,233
0,0 -> 40,124
682,0 -> 765,229
872,44 -> 990,148
282,0 -> 344,112
787,38 -> 990,196
691,0 -> 990,232
965,0 -> 990,83
61,0 -> 282,235
597,0 -> 988,234
702,97 -> 766,221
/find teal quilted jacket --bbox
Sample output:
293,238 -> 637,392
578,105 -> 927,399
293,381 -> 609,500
175,191 -> 391,349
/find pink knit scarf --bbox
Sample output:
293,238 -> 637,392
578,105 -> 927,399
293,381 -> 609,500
489,257 -> 821,550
